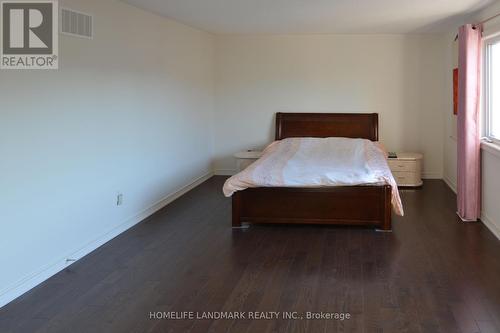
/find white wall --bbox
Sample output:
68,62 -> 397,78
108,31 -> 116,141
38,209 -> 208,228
442,1 -> 500,239
213,34 -> 447,177
0,0 -> 214,306
481,12 -> 500,239
482,147 -> 500,238
442,33 -> 459,191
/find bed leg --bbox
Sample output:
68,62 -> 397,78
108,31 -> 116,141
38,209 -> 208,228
232,193 -> 242,228
377,185 -> 392,232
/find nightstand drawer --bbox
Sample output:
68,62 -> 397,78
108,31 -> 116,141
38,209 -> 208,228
392,171 -> 422,186
388,160 -> 417,172
234,151 -> 263,172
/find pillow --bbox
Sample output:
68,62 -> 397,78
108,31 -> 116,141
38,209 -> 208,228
373,142 -> 388,158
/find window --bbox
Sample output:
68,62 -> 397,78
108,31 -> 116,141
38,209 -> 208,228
484,36 -> 500,142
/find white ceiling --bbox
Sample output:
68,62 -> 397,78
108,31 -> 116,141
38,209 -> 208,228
122,0 -> 495,34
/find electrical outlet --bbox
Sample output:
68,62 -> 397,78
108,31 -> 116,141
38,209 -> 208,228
117,193 -> 123,206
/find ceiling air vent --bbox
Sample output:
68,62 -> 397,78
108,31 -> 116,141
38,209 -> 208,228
61,8 -> 93,39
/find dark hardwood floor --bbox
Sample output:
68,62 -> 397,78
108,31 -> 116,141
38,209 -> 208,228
1,177 -> 500,333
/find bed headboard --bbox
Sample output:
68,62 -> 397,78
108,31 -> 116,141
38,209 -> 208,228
275,113 -> 379,141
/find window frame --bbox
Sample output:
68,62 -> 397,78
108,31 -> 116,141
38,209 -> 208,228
483,34 -> 500,144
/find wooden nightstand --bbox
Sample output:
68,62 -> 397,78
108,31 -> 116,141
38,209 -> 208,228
234,151 -> 263,172
387,153 -> 423,187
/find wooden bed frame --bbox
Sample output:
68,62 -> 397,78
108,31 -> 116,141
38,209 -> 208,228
232,113 -> 392,231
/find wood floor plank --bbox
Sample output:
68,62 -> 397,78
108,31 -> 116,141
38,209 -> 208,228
0,178 -> 500,333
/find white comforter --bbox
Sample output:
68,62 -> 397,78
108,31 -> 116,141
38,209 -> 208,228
223,137 -> 404,216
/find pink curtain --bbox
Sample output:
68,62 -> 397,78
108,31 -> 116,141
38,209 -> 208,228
457,24 -> 482,222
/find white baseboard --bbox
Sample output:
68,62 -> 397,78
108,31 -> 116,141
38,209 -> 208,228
214,169 -> 237,176
481,212 -> 500,240
443,175 -> 457,193
422,172 -> 443,180
0,171 -> 213,309
441,177 -> 498,241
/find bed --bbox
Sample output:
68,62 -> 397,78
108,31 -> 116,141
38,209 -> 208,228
225,113 -> 400,231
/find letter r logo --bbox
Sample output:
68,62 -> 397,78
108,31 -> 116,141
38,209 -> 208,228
2,2 -> 53,54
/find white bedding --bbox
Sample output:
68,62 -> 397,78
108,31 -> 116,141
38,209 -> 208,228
223,137 -> 404,216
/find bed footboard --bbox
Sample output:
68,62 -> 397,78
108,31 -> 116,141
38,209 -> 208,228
232,185 -> 392,230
